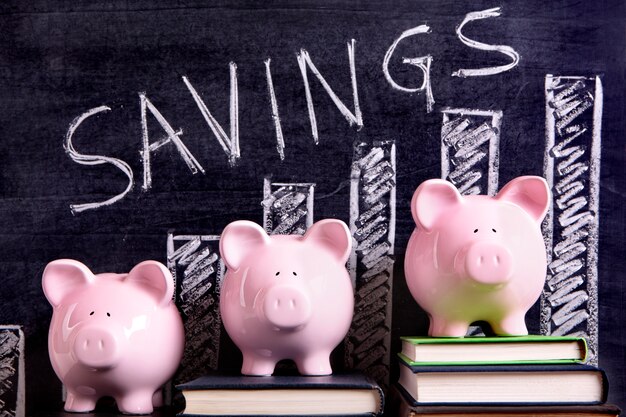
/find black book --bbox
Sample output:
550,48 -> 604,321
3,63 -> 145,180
176,372 -> 384,417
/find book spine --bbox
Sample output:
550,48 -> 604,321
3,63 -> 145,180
397,352 -> 586,367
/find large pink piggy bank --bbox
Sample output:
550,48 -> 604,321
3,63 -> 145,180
405,176 -> 551,337
219,219 -> 354,376
42,259 -> 185,414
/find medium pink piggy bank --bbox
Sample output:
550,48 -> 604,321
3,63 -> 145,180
405,176 -> 551,337
219,219 -> 354,376
42,259 -> 185,414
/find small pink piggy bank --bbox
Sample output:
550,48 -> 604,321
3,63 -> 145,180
42,259 -> 185,414
219,219 -> 354,376
405,176 -> 551,337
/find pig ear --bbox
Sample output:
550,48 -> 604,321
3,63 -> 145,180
126,261 -> 174,307
219,220 -> 270,271
412,179 -> 463,232
42,259 -> 95,308
303,219 -> 352,264
496,176 -> 551,223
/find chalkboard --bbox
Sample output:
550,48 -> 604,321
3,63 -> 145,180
0,0 -> 624,412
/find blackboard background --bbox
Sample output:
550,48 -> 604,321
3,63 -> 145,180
0,0 -> 624,412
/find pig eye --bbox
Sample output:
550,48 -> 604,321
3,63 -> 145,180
106,312 -> 111,317
275,272 -> 280,276
89,311 -> 95,316
473,229 -> 478,233
492,228 -> 497,233
292,272 -> 298,276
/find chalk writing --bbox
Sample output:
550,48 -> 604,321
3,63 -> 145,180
64,8 -> 522,213
452,7 -> 520,78
264,59 -> 286,160
297,39 -> 363,144
141,94 -> 205,191
65,106 -> 134,214
383,25 -> 434,113
183,65 -> 240,167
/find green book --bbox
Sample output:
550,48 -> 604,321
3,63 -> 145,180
399,335 -> 588,366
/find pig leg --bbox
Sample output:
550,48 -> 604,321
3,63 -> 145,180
429,316 -> 469,337
296,351 -> 332,375
116,389 -> 154,415
427,314 -> 440,335
491,312 -> 528,336
65,390 -> 98,412
241,352 -> 277,376
152,389 -> 163,408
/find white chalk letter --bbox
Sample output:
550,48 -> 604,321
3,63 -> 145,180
183,63 -> 240,166
140,94 -> 205,191
297,39 -> 363,144
452,7 -> 520,78
383,25 -> 434,113
265,58 -> 285,160
64,106 -> 134,214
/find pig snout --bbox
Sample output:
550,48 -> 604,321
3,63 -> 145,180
73,327 -> 122,369
262,285 -> 312,330
464,241 -> 513,285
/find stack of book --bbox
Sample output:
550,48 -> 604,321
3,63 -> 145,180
177,371 -> 384,416
393,335 -> 620,417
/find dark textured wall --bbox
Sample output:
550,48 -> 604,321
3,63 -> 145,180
0,0 -> 623,411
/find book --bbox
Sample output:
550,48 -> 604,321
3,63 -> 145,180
389,384 -> 621,417
398,361 -> 608,405
176,372 -> 384,416
399,335 -> 587,366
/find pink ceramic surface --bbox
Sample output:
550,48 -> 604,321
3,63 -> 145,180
219,219 -> 354,376
405,176 -> 551,337
42,260 -> 185,414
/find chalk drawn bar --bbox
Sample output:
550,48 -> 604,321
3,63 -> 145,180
346,141 -> 396,388
262,178 -> 315,235
0,326 -> 25,417
441,109 -> 501,336
441,108 -> 502,196
167,234 -> 224,384
542,75 -> 602,366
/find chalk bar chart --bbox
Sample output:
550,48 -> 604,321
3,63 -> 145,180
0,326 -> 24,417
542,75 -> 603,365
262,179 -> 315,235
167,234 -> 224,383
441,108 -> 502,197
440,109 -> 503,336
346,141 -> 396,388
